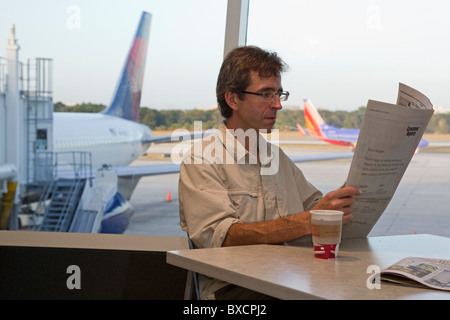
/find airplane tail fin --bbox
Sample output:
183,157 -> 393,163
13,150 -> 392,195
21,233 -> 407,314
303,99 -> 326,137
296,123 -> 308,136
102,11 -> 152,122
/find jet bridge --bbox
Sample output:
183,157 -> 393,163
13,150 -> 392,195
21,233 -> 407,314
0,25 -> 56,229
1,25 -> 119,233
0,26 -> 23,229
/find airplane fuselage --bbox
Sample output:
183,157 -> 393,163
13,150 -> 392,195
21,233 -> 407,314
53,112 -> 152,168
301,99 -> 429,150
319,125 -> 359,146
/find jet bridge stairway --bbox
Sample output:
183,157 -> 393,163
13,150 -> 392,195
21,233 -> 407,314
28,151 -> 93,232
29,153 -> 123,233
31,165 -> 121,233
38,178 -> 86,232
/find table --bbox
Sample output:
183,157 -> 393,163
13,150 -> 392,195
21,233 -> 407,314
167,234 -> 450,300
0,230 -> 188,252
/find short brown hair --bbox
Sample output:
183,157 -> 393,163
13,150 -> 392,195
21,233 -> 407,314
216,46 -> 287,119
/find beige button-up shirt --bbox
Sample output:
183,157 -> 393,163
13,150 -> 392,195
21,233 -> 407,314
178,123 -> 322,298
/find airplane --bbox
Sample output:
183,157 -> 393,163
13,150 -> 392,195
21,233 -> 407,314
33,11 -> 203,233
296,99 -> 429,150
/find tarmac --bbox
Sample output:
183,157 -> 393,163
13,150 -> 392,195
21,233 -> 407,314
124,138 -> 450,239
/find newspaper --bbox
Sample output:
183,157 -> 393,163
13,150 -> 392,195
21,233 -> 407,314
378,257 -> 450,291
343,83 -> 434,239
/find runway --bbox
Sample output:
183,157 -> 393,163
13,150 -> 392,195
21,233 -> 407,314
124,139 -> 450,239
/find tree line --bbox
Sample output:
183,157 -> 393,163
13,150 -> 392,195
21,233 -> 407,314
53,102 -> 450,134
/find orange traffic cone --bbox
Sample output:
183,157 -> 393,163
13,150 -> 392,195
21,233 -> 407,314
167,189 -> 172,202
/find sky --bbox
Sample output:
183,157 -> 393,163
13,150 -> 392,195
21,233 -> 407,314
0,0 -> 449,111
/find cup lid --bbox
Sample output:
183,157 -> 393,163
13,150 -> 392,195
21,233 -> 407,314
310,210 -> 343,216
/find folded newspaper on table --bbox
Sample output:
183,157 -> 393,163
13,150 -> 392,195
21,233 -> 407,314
343,83 -> 434,239
378,257 -> 450,291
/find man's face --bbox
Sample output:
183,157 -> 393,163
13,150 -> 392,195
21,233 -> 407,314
226,70 -> 283,133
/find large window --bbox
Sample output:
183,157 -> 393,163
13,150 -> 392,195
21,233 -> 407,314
247,0 -> 450,111
0,0 -> 228,110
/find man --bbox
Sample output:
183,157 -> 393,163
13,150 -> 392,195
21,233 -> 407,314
178,46 -> 360,299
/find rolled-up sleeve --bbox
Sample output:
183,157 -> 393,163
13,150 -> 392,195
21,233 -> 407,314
179,158 -> 240,248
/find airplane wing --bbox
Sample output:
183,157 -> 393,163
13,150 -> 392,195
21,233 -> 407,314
109,151 -> 354,199
54,151 -> 354,201
142,129 -> 217,144
111,151 -> 354,179
289,152 -> 353,163
113,163 -> 180,177
57,151 -> 354,180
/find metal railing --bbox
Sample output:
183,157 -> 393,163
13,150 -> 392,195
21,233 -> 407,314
28,151 -> 92,231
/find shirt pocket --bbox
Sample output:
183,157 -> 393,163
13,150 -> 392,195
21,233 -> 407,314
227,188 -> 261,222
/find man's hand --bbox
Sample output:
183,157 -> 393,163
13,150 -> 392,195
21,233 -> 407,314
222,186 -> 361,247
311,186 -> 361,224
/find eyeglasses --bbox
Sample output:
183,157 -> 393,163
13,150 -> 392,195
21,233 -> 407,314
241,90 -> 290,102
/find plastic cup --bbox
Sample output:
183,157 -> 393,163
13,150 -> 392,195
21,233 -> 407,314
310,210 -> 343,259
